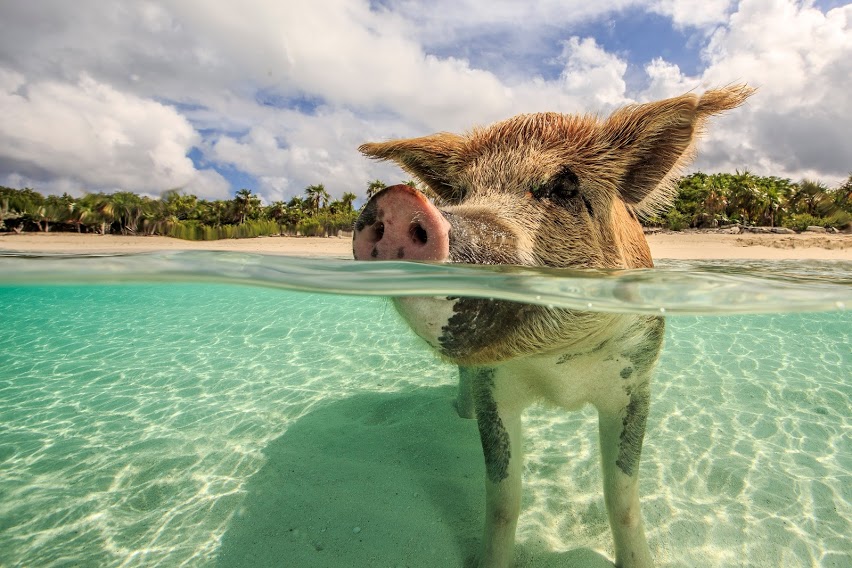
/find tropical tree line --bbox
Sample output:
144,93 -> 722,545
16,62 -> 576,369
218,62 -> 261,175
0,183 -> 367,240
647,171 -> 852,231
1,172 -> 850,239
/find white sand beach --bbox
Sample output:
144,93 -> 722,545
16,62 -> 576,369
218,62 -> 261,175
2,231 -> 851,260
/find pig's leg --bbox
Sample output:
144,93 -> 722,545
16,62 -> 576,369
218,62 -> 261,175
455,366 -> 476,419
472,367 -> 524,568
597,381 -> 654,568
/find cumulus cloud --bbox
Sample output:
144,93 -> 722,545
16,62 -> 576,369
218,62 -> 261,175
207,108 -> 416,203
557,37 -> 629,107
650,0 -> 735,27
645,0 -> 852,184
0,70 -> 230,198
0,0 -> 848,202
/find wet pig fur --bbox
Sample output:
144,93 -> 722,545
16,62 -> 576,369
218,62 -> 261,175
353,86 -> 754,568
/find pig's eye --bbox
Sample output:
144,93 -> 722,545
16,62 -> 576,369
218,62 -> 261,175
532,166 -> 581,200
552,166 -> 581,195
529,181 -> 547,197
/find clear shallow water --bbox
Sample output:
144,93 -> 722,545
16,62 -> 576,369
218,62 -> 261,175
2,251 -> 850,315
0,253 -> 850,567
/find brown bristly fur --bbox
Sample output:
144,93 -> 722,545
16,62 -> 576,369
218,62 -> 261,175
359,85 -> 754,218
358,85 -> 753,277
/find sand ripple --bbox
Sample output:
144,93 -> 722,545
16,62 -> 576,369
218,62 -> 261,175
0,285 -> 849,567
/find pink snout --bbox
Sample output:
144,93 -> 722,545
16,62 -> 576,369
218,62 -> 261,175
353,184 -> 450,261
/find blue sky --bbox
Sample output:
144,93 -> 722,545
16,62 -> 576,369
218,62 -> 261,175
0,0 -> 849,204
424,8 -> 705,82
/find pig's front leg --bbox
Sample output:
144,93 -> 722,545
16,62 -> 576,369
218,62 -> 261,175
472,367 -> 524,568
597,381 -> 654,568
455,366 -> 476,419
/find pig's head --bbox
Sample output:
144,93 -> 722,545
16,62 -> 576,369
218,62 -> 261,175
353,86 -> 753,364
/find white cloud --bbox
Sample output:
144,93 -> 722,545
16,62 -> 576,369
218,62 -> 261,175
558,37 -> 629,107
181,170 -> 232,200
0,70 -> 230,198
202,28 -> 634,203
207,107 -> 417,203
651,0 -> 734,28
642,0 -> 852,184
374,0 -> 642,40
640,58 -> 698,101
0,0 -> 848,202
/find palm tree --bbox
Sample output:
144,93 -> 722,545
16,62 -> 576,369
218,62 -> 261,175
304,184 -> 329,215
109,191 -> 145,234
141,198 -> 169,235
830,174 -> 852,215
340,192 -> 357,212
211,200 -> 229,226
233,189 -> 261,224
704,188 -> 728,226
727,170 -> 769,226
0,187 -> 43,213
88,193 -> 116,234
162,190 -> 199,221
27,203 -> 66,232
266,201 -> 288,223
789,179 -> 832,217
66,201 -> 93,233
366,179 -> 386,199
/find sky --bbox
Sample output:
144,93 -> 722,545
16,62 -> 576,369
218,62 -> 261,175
0,0 -> 849,206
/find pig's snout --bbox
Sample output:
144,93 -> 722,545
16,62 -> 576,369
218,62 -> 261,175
353,184 -> 450,261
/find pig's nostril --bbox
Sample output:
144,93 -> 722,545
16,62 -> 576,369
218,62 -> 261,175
410,223 -> 428,245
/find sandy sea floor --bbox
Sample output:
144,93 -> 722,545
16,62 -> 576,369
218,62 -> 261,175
1,231 -> 851,260
1,233 -> 850,567
1,283 -> 849,568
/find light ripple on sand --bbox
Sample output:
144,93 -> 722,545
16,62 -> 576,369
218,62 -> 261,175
0,285 -> 849,567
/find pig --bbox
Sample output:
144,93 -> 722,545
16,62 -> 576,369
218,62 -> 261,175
352,85 -> 753,568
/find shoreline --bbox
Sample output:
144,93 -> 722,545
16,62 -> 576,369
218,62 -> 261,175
1,231 -> 851,261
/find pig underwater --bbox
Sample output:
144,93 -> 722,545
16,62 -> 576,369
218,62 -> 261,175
352,85 -> 754,568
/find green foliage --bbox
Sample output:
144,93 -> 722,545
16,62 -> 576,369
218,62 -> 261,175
0,186 -> 45,212
168,219 -> 283,241
664,209 -> 688,231
297,217 -> 322,236
304,184 -> 330,215
782,214 -> 829,232
643,215 -> 664,228
233,189 -> 262,224
366,179 -> 386,199
0,180 -> 370,239
830,211 -> 852,229
2,171 -> 849,238
632,171 -> 847,232
780,211 -> 850,231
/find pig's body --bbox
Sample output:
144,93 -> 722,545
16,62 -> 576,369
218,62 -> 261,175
353,86 -> 753,568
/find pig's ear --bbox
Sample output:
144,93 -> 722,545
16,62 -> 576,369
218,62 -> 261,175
600,85 -> 754,215
359,133 -> 466,201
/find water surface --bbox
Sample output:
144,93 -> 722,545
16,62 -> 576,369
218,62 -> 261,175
0,253 -> 849,567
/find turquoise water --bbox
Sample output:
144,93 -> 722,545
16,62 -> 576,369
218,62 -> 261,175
0,253 -> 850,567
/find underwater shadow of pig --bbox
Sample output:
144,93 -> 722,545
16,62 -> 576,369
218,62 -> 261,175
215,386 -> 615,568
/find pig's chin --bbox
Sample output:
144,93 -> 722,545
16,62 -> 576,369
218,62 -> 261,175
391,297 -> 458,355
392,295 -> 536,365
